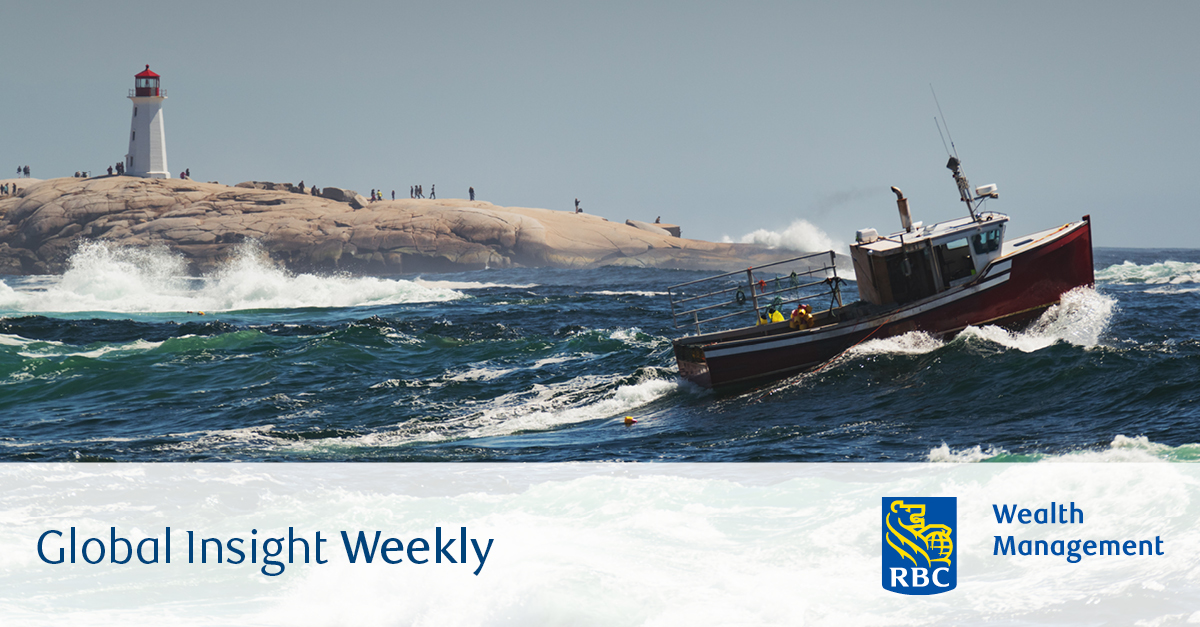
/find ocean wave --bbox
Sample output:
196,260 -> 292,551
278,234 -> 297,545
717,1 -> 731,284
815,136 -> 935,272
1144,285 -> 1200,295
720,218 -> 843,253
412,278 -> 537,290
0,241 -> 464,314
928,435 -> 1200,463
963,285 -> 1116,351
846,331 -> 943,356
460,373 -> 680,439
1097,260 -> 1200,285
588,290 -> 667,297
928,443 -> 1008,463
324,369 -> 684,452
156,365 -> 684,457
846,286 -> 1115,358
0,333 -> 46,348
16,338 -> 164,360
1054,435 -> 1200,463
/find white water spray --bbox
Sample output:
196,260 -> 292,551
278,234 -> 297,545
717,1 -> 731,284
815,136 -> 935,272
1097,260 -> 1200,285
848,286 -> 1116,358
0,241 -> 465,313
721,219 -> 842,253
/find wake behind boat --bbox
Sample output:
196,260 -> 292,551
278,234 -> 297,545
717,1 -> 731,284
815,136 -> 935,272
668,156 -> 1095,389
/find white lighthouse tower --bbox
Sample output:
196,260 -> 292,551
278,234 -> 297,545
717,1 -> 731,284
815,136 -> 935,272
125,65 -> 169,178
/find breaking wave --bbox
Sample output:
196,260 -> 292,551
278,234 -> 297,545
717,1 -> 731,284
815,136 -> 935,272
721,219 -> 842,253
0,241 -> 464,314
929,435 -> 1200,463
165,369 -> 684,456
847,286 -> 1115,358
1096,260 -> 1200,285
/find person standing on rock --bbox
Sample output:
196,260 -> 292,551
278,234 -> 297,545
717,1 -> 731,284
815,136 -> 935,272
469,186 -> 474,201
391,190 -> 395,200
24,165 -> 30,177
575,198 -> 581,213
430,184 -> 435,199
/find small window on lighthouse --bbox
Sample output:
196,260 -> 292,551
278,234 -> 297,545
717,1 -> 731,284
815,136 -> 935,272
131,131 -> 135,141
134,107 -> 138,117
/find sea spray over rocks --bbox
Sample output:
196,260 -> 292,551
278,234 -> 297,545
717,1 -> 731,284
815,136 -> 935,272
721,218 -> 843,254
0,241 -> 463,313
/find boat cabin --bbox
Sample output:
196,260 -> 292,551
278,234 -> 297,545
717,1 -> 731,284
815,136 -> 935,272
850,208 -> 1007,307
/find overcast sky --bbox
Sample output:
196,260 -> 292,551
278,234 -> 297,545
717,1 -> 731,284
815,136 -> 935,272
3,1 -> 1196,248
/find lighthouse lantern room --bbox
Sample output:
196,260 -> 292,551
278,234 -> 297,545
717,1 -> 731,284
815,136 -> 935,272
126,65 -> 169,178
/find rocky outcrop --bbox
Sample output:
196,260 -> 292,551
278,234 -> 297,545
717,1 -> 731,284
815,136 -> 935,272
0,176 -> 829,276
626,219 -> 672,237
317,186 -> 360,203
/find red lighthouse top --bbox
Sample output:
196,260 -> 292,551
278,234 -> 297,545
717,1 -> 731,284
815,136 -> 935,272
133,65 -> 162,97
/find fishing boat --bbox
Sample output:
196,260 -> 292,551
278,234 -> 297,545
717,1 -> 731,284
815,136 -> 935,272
667,156 -> 1095,389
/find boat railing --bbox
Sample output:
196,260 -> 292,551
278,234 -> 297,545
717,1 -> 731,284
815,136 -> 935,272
667,250 -> 843,334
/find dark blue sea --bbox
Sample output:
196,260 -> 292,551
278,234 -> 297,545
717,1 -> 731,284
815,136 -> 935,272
2,243 -> 1197,463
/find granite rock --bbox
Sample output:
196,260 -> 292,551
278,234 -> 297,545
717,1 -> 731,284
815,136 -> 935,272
0,176 -> 828,276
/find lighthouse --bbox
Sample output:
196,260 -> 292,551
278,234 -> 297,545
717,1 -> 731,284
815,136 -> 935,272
125,65 -> 169,178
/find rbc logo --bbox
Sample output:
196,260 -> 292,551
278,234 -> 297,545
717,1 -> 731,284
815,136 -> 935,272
882,497 -> 956,595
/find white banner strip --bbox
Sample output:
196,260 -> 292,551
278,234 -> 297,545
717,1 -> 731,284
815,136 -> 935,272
1,463 -> 1197,626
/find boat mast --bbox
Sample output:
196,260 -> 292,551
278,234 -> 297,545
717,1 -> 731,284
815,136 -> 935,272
946,156 -> 977,222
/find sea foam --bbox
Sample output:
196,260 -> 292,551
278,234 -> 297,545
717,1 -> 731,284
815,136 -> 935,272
847,286 -> 1115,358
1097,260 -> 1200,285
928,435 -> 1200,463
0,241 -> 464,314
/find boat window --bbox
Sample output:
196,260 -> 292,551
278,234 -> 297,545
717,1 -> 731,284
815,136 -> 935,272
937,238 -> 975,285
972,229 -> 1001,255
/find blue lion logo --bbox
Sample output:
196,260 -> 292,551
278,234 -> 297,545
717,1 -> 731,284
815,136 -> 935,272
882,497 -> 957,594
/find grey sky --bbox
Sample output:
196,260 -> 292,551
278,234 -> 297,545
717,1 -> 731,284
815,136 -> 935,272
3,1 -> 1196,248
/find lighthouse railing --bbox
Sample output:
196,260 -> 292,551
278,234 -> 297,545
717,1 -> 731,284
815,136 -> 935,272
130,88 -> 167,97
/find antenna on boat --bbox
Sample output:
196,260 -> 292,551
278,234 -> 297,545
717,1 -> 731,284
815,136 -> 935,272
934,117 -> 951,157
930,85 -> 980,222
930,85 -> 959,160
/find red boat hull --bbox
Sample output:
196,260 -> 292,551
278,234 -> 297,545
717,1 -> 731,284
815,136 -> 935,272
674,217 -> 1095,388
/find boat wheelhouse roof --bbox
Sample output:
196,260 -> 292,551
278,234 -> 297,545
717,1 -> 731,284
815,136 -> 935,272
854,211 -> 1008,255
